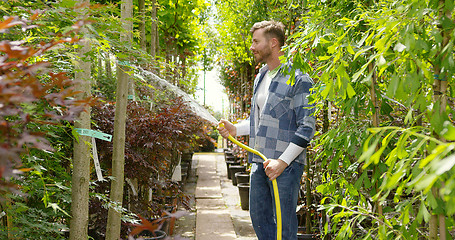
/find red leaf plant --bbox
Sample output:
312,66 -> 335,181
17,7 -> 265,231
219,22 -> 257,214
0,13 -> 95,196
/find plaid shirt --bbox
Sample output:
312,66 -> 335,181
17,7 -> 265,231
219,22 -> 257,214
248,64 -> 316,164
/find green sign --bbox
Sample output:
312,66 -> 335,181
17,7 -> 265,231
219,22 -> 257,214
75,128 -> 112,142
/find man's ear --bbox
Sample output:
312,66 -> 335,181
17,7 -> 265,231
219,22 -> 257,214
270,38 -> 279,49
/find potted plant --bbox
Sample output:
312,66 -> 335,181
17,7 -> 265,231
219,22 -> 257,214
237,183 -> 250,210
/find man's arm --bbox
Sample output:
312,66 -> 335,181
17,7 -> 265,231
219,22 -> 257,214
264,72 -> 315,180
234,119 -> 250,136
291,73 -> 316,148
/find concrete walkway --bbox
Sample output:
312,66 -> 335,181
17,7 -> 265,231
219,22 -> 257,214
195,153 -> 237,240
174,152 -> 256,239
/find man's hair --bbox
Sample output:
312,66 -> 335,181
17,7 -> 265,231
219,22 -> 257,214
250,20 -> 286,47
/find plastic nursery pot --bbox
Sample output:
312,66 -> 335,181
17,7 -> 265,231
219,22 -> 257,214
225,154 -> 236,162
180,162 -> 189,181
237,183 -> 250,210
182,152 -> 193,161
230,165 -> 246,185
297,233 -> 316,240
297,226 -> 306,234
180,172 -> 188,183
137,230 -> 167,240
235,171 -> 250,185
180,162 -> 189,172
225,160 -> 240,179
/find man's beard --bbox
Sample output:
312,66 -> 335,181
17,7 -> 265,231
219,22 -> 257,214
254,47 -> 272,63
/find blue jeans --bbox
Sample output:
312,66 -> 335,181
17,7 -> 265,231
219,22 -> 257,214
249,161 -> 304,240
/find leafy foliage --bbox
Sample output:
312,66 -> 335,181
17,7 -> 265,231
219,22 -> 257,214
0,7 -> 95,239
90,93 -> 209,236
283,0 -> 455,238
0,0 -> 217,239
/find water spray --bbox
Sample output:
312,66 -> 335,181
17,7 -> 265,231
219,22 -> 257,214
136,67 -> 282,239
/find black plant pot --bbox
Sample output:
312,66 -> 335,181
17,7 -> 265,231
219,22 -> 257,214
138,230 -> 167,240
229,165 -> 246,185
237,183 -> 250,210
297,233 -> 316,240
225,154 -> 236,162
181,172 -> 188,183
182,152 -> 193,161
225,160 -> 240,179
235,171 -> 250,185
181,162 -> 189,175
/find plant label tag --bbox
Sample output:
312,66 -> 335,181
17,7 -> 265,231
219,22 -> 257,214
91,138 -> 104,181
75,128 -> 112,142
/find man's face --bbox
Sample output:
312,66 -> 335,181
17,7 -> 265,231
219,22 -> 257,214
250,28 -> 272,63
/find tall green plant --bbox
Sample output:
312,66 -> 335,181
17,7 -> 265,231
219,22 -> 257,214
283,0 -> 454,238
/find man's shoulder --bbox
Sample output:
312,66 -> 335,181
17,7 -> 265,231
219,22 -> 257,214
254,65 -> 268,80
295,70 -> 313,84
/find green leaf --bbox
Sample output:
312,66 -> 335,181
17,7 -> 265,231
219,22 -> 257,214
430,105 -> 448,134
58,0 -> 77,8
316,184 -> 327,194
357,31 -> 370,47
385,148 -> 398,166
375,36 -> 389,52
400,204 -> 410,225
444,0 -> 454,12
417,201 -> 431,223
346,45 -> 355,55
386,168 -> 405,189
427,190 -> 438,209
359,137 -> 379,167
355,171 -> 367,189
432,154 -> 455,175
327,44 -> 337,54
380,100 -> 393,116
353,46 -> 374,61
346,83 -> 356,99
415,174 -> 437,192
386,75 -> 399,98
404,108 -> 413,125
441,121 -> 455,141
321,81 -> 332,99
319,56 -> 331,61
370,131 -> 397,164
396,132 -> 410,159
419,145 -> 446,168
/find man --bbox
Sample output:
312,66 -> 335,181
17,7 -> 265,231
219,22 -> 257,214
217,20 -> 315,240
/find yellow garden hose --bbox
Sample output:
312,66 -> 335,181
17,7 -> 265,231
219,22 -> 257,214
220,124 -> 282,240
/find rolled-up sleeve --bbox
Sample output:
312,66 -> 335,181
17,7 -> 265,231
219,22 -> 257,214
235,119 -> 250,136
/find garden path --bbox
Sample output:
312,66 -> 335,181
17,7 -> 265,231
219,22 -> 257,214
174,152 -> 256,239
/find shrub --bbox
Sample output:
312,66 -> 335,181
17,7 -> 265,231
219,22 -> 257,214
90,95 -> 210,236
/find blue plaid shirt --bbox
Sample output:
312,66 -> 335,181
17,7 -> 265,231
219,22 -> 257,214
248,64 -> 316,164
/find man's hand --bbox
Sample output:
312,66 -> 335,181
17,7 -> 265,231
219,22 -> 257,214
217,119 -> 237,138
263,159 -> 288,181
